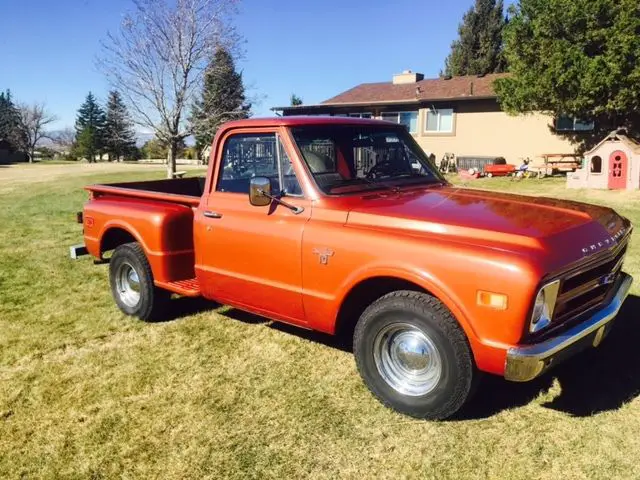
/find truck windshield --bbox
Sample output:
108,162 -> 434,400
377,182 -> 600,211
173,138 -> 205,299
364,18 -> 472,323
290,125 -> 444,195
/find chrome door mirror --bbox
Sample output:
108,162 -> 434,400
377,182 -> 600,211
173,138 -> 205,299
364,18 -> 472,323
249,177 -> 272,206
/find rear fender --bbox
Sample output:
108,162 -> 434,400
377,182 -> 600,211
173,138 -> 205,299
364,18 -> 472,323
83,197 -> 195,283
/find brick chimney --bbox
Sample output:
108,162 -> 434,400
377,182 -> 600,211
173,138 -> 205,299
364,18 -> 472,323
392,70 -> 425,85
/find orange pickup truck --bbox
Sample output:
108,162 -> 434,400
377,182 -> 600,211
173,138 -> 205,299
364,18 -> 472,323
71,117 -> 633,419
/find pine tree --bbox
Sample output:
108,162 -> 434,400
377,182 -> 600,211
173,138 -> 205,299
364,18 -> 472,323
0,90 -> 26,152
74,92 -> 106,162
495,0 -> 640,150
104,90 -> 136,161
443,0 -> 507,77
191,47 -> 251,153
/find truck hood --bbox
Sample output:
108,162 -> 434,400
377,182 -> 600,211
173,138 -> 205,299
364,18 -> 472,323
345,186 -> 629,268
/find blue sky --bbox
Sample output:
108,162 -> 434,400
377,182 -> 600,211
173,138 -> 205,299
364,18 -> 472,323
0,0 -> 507,131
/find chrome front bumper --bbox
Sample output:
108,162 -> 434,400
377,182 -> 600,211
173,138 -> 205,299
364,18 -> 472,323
504,272 -> 633,382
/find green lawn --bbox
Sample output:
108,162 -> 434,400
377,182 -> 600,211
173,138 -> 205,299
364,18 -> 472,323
1,166 -> 639,479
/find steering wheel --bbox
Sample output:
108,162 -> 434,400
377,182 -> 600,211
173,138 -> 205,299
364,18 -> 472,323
366,159 -> 396,179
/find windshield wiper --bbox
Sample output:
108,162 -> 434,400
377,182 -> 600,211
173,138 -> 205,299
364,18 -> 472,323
389,173 -> 446,186
357,176 -> 401,193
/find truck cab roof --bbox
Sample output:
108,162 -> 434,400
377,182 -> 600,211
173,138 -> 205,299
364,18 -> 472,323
218,116 -> 400,132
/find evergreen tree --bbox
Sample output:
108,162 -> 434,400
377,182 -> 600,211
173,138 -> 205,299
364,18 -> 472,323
443,0 -> 507,77
290,94 -> 303,106
104,90 -> 137,161
495,0 -> 640,150
74,92 -> 106,162
191,47 -> 251,152
0,90 -> 26,151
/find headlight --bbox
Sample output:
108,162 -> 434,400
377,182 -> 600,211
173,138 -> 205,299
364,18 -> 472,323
529,280 -> 560,333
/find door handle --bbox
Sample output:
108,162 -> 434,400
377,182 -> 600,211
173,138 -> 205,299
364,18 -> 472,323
203,211 -> 223,219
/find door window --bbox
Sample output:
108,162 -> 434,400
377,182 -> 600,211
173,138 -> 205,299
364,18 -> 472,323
216,133 -> 302,195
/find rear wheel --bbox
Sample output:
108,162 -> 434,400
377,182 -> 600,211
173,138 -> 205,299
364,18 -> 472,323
109,242 -> 168,321
354,291 -> 476,420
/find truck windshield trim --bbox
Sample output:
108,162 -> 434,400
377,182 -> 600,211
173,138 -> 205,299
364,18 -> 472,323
290,125 -> 445,195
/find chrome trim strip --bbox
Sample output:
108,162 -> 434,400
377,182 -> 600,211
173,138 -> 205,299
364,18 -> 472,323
505,273 -> 633,382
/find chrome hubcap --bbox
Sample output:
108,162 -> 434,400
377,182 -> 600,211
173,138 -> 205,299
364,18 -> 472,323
373,322 -> 442,396
116,262 -> 141,308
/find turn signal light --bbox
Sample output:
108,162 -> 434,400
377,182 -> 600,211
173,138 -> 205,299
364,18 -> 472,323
476,291 -> 508,310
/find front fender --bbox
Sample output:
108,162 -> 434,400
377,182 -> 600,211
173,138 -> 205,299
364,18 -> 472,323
334,263 -> 479,341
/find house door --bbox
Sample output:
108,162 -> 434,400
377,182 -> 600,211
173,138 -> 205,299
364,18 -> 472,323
608,150 -> 628,189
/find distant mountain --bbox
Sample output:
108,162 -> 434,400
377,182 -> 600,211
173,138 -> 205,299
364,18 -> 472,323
42,130 -> 195,148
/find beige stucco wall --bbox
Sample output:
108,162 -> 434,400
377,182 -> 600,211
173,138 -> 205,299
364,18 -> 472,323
411,100 -> 576,165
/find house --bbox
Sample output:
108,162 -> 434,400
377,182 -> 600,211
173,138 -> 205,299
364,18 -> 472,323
567,129 -> 640,190
0,139 -> 27,164
273,71 -> 593,166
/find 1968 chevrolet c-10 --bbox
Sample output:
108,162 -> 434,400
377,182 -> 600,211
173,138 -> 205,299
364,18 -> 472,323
71,117 -> 633,419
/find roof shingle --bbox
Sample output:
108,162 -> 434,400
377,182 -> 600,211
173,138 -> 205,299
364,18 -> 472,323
321,73 -> 509,105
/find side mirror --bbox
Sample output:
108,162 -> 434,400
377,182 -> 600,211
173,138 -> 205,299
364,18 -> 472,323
249,177 -> 272,207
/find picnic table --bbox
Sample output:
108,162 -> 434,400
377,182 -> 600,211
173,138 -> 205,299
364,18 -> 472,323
528,153 -> 582,178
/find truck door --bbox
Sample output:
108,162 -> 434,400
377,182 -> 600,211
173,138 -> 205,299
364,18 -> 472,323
195,129 -> 311,325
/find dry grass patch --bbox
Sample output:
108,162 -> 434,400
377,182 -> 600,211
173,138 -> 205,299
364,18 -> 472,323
1,166 -> 640,479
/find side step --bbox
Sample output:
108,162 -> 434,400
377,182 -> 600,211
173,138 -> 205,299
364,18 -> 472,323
157,278 -> 201,297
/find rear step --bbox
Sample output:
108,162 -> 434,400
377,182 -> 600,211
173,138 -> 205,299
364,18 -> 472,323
157,278 -> 201,297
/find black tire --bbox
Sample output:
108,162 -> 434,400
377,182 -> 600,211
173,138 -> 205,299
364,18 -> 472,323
353,291 -> 476,420
109,242 -> 169,321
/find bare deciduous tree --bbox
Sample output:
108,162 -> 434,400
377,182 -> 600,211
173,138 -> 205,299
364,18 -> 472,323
50,127 -> 76,158
17,103 -> 57,163
51,127 -> 76,148
98,0 -> 239,178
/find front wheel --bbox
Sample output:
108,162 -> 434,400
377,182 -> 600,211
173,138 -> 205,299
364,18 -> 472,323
354,291 -> 477,420
109,242 -> 169,321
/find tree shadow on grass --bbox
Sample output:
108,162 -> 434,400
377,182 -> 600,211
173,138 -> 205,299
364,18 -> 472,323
457,294 -> 640,420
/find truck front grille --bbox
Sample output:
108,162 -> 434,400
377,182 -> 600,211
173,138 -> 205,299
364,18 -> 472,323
552,239 -> 628,325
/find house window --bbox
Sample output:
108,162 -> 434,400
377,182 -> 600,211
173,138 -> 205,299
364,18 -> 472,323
380,112 -> 418,133
591,156 -> 602,174
425,108 -> 454,133
556,115 -> 594,132
348,113 -> 372,119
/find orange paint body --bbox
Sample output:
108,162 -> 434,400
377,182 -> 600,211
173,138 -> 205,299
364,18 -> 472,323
82,117 -> 631,377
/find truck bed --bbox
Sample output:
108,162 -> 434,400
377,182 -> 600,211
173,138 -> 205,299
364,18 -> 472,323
86,177 -> 205,206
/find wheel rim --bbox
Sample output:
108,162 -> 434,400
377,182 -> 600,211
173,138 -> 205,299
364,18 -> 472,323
115,262 -> 141,308
373,322 -> 442,396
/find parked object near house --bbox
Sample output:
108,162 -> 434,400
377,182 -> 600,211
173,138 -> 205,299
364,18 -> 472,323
456,155 -> 506,174
70,117 -> 633,420
567,130 -> 640,190
273,71 -> 593,165
528,153 -> 582,179
439,152 -> 456,173
484,163 -> 516,177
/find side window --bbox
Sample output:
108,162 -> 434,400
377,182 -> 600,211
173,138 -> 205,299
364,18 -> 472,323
217,133 -> 302,196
